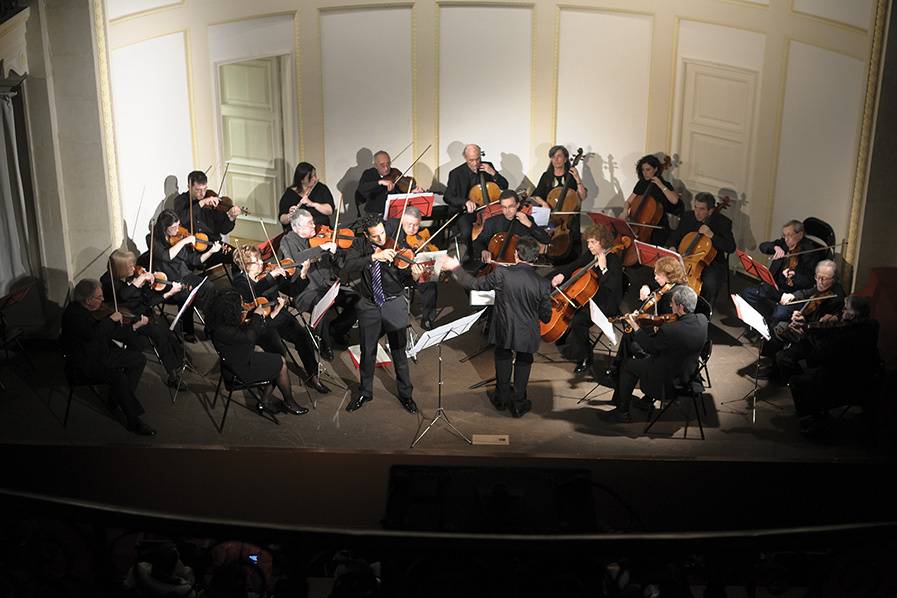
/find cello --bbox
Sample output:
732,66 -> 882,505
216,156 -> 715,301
627,155 -> 675,242
468,150 -> 502,241
545,147 -> 584,263
678,195 -> 731,296
539,237 -> 631,342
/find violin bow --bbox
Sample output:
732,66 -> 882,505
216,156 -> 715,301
391,141 -> 413,163
217,161 -> 230,196
392,143 -> 432,187
331,192 -> 343,244
782,294 -> 838,306
148,218 -> 155,272
412,212 -> 459,256
107,260 -> 119,316
234,242 -> 259,304
395,195 -> 412,248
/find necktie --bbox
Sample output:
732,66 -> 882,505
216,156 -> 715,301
371,260 -> 386,307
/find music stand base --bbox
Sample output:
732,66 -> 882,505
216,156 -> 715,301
411,406 -> 472,448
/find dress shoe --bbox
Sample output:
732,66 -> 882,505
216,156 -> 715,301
308,377 -> 331,394
127,419 -> 156,436
256,399 -> 282,415
574,357 -> 593,374
607,407 -> 632,423
487,390 -> 507,411
346,394 -> 372,412
399,397 -> 418,414
183,333 -> 197,344
598,368 -> 618,389
166,376 -> 188,391
632,396 -> 655,411
421,317 -> 434,331
509,399 -> 532,418
282,400 -> 309,416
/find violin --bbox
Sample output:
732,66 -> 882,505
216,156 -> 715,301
679,196 -> 731,296
545,147 -> 584,263
607,282 -> 675,333
203,189 -> 249,215
308,225 -> 355,250
381,237 -> 416,269
131,266 -> 191,293
405,228 -> 439,252
92,303 -> 137,325
628,155 -> 673,242
773,291 -> 836,343
167,225 -> 212,252
240,297 -> 272,324
380,167 -> 416,194
540,238 -> 631,342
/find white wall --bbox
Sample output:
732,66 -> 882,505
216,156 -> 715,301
320,7 -> 413,213
772,41 -> 865,241
105,0 -> 181,22
556,9 -> 653,213
438,5 -> 532,188
110,31 -> 193,251
207,14 -> 295,66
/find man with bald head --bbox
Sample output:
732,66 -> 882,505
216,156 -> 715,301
355,150 -> 424,217
444,143 -> 509,261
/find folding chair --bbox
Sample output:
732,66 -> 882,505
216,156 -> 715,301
210,354 -> 279,434
644,374 -> 706,440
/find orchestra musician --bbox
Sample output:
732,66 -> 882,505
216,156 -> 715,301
756,259 -> 845,381
740,220 -> 818,340
443,237 -> 553,418
278,162 -> 334,230
384,206 -> 438,330
355,150 -> 424,217
786,295 -> 881,438
61,279 -> 156,436
101,249 -> 188,390
342,215 -> 425,414
602,256 -> 689,386
206,289 -> 308,416
546,224 -> 623,374
665,192 -> 736,308
231,244 -> 330,396
174,170 -> 240,266
606,285 -> 707,423
280,209 -> 358,357
444,144 -> 509,261
150,209 -> 220,342
473,190 -> 550,266
530,145 -> 587,262
624,154 -> 682,245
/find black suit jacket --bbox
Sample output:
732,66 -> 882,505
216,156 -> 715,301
548,250 -> 623,317
759,237 -> 817,291
355,167 -> 391,215
173,192 -> 235,242
666,210 -> 735,270
632,312 -> 708,398
453,263 -> 552,354
61,302 -> 134,374
471,215 -> 551,258
444,162 -> 508,208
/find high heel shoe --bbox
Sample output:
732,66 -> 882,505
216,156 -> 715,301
282,399 -> 309,415
256,399 -> 280,415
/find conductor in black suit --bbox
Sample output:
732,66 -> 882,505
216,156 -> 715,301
444,143 -> 509,261
665,192 -> 736,309
443,237 -> 553,418
608,285 -> 708,423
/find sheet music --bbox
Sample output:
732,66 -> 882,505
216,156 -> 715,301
169,277 -> 207,332
311,281 -> 341,328
530,206 -> 550,227
470,290 -> 495,306
731,293 -> 770,340
408,308 -> 486,359
589,300 -> 617,346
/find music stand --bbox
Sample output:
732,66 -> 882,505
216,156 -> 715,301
634,241 -> 684,269
168,277 -> 208,404
299,281 -> 347,405
385,193 -> 435,219
586,212 -> 636,241
577,301 -> 619,404
736,249 -> 778,289
409,309 -> 486,448
721,294 -> 779,423
459,290 -> 494,367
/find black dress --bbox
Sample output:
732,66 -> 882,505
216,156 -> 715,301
278,184 -> 334,230
210,317 -> 283,384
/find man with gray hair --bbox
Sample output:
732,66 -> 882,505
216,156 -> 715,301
385,206 -> 439,329
606,285 -> 708,423
60,278 -> 155,436
355,150 -> 424,217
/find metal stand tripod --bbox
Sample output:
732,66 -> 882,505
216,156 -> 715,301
411,332 -> 472,448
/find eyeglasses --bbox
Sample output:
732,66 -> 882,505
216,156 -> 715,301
815,275 -> 833,282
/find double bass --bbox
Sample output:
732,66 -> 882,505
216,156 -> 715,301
545,147 -> 584,263
539,238 -> 631,342
678,196 -> 731,296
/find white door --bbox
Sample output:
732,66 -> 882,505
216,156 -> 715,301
217,57 -> 285,223
678,59 -> 757,198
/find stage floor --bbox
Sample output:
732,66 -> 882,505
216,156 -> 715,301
0,275 -> 881,464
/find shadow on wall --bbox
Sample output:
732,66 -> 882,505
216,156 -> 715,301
337,148 -> 373,219
434,140 -> 465,192
722,187 -> 756,252
2,275 -> 63,337
498,152 -> 530,192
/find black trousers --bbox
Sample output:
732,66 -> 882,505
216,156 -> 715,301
356,297 -> 412,400
610,357 -> 652,412
494,347 -> 533,406
454,212 -> 476,256
699,263 -> 726,310
73,347 -> 147,424
256,310 -> 318,378
413,281 -> 438,320
564,308 -> 594,362
740,282 -> 782,319
115,318 -> 184,378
